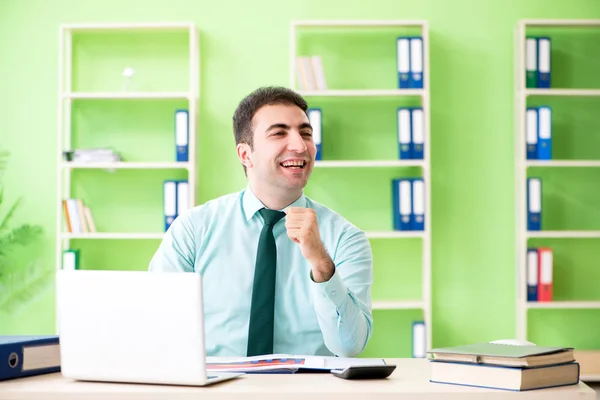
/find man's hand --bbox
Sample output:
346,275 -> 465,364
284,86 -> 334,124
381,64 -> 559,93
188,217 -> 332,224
285,207 -> 334,282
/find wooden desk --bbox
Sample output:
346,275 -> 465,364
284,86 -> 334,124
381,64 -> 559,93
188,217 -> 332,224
0,359 -> 595,400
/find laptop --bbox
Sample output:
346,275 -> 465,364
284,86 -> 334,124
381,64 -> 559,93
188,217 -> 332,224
56,269 -> 243,386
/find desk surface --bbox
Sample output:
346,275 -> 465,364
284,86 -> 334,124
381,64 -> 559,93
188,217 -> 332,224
0,358 -> 595,400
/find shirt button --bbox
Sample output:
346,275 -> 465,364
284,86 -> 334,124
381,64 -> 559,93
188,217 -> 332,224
331,290 -> 336,296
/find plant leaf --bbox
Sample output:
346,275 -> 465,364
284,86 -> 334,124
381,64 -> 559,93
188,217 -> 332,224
0,225 -> 44,268
0,224 -> 43,254
0,150 -> 51,315
0,259 -> 53,315
0,197 -> 22,233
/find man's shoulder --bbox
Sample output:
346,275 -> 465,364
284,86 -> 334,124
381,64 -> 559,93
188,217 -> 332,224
185,190 -> 243,220
199,190 -> 242,209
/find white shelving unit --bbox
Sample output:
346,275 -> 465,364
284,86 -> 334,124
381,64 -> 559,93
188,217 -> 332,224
62,92 -> 192,100
61,232 -> 166,240
290,20 -> 432,352
527,231 -> 600,239
56,22 -> 199,273
315,160 -> 425,168
61,161 -> 192,170
515,19 -> 600,382
296,89 -> 425,97
526,161 -> 600,167
527,301 -> 600,309
525,89 -> 600,97
365,231 -> 426,239
373,300 -> 424,310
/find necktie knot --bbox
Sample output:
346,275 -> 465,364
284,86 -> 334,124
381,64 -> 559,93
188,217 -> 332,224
259,208 -> 285,227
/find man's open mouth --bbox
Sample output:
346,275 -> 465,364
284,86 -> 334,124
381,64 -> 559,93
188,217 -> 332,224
280,160 -> 307,169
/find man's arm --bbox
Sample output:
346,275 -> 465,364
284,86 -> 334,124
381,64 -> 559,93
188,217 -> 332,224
148,212 -> 197,272
309,228 -> 373,357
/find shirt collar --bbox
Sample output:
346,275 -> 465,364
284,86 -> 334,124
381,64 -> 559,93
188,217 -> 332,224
242,185 -> 307,221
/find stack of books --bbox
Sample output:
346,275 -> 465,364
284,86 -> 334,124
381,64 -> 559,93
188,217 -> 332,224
62,198 -> 96,233
427,341 -> 580,391
295,55 -> 327,91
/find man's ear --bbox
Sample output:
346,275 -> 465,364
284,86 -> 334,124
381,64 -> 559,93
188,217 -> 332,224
237,143 -> 253,169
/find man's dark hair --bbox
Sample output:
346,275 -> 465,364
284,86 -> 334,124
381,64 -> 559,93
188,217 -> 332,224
233,86 -> 308,150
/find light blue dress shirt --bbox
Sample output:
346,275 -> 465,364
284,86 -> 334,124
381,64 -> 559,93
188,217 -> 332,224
148,186 -> 373,357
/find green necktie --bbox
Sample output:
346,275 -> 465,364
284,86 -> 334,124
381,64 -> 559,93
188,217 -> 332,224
247,208 -> 286,356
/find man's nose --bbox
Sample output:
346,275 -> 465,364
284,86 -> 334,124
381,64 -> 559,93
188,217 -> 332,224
287,131 -> 307,153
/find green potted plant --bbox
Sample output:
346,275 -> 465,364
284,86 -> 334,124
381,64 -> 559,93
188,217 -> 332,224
0,150 -> 52,314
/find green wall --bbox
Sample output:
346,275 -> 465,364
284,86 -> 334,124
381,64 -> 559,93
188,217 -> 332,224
1,0 -> 600,357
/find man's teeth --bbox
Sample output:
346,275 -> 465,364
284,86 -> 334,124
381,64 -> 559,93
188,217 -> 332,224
281,161 -> 305,167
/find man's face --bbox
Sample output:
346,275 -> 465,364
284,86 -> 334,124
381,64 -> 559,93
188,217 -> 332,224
240,103 -> 316,193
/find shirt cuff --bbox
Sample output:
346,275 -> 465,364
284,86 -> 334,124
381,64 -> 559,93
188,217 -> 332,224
310,268 -> 347,310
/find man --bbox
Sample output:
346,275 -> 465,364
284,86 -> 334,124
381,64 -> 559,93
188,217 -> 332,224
149,86 -> 373,358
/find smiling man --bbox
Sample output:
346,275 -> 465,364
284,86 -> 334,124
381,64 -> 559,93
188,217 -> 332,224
148,86 -> 374,358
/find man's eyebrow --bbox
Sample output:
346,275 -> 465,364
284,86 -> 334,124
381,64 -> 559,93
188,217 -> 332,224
266,123 -> 291,132
265,122 -> 313,132
298,122 -> 313,131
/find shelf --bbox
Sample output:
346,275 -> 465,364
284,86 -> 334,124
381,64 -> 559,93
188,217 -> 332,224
315,160 -> 425,168
290,19 -> 432,354
62,22 -> 195,32
292,20 -> 427,28
297,89 -> 424,97
524,89 -> 600,97
372,300 -> 424,310
62,92 -> 191,100
62,162 -> 191,170
56,21 -> 200,337
527,301 -> 600,309
527,231 -> 600,239
526,160 -> 600,168
61,233 -> 165,240
366,231 -> 425,239
521,19 -> 600,27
